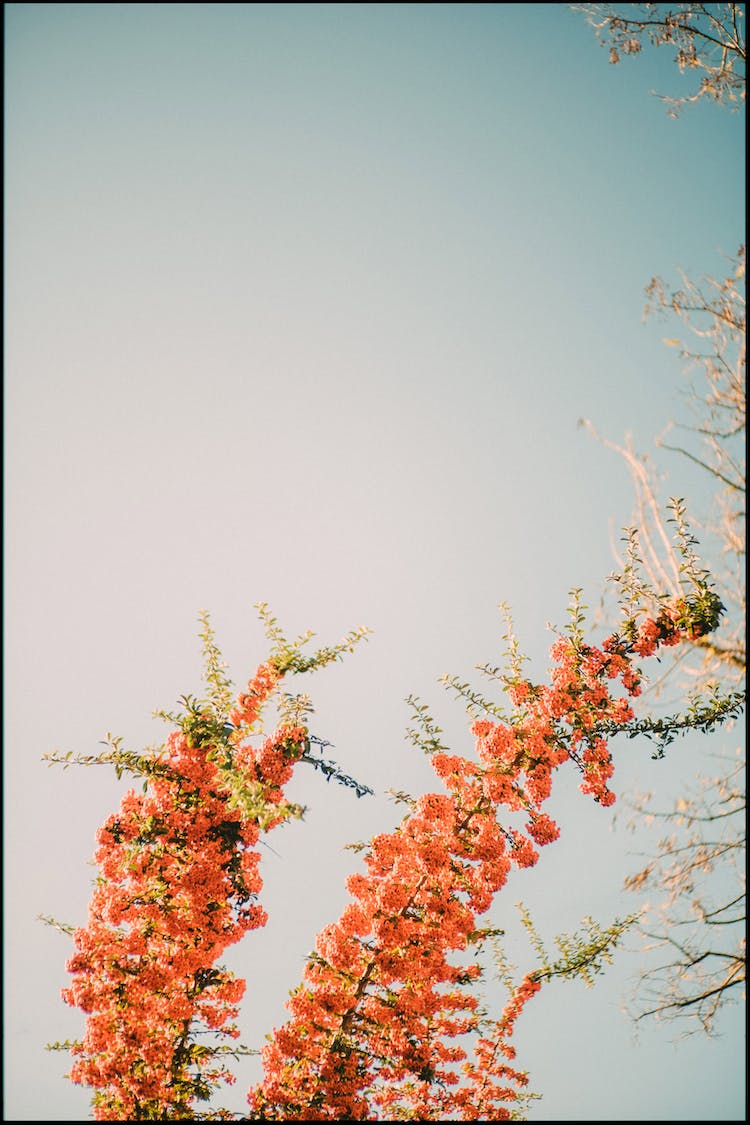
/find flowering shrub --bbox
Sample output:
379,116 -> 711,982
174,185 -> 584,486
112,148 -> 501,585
48,580 -> 736,1120
61,664 -> 308,1119
247,597 -> 695,1120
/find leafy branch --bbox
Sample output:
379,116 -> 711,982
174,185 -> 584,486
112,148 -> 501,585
599,684 -> 746,757
300,735 -> 374,799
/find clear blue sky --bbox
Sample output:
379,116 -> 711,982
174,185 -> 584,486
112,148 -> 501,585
4,3 -> 745,1120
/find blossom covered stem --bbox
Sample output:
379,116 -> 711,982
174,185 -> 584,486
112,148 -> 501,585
247,603 -> 701,1120
62,661 -> 308,1120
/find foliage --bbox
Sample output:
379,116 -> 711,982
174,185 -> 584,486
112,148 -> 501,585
575,0 -> 745,1035
580,254 -> 746,1040
43,611 -> 372,1120
45,552 -> 737,1117
621,749 -> 745,1032
493,904 -> 640,990
572,2 -> 746,114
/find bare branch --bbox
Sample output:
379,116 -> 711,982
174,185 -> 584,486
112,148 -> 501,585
573,3 -> 747,114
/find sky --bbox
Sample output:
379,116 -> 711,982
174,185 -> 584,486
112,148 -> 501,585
4,3 -> 746,1121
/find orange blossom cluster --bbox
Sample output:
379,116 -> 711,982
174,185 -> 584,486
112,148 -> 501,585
246,608 -> 688,1120
62,661 -> 305,1120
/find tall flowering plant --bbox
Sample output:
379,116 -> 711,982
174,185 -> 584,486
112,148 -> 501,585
46,530 -> 741,1121
45,611 -> 371,1120
246,588 -> 727,1121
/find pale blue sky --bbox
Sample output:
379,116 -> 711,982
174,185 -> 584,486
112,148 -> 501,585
4,3 -> 745,1121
